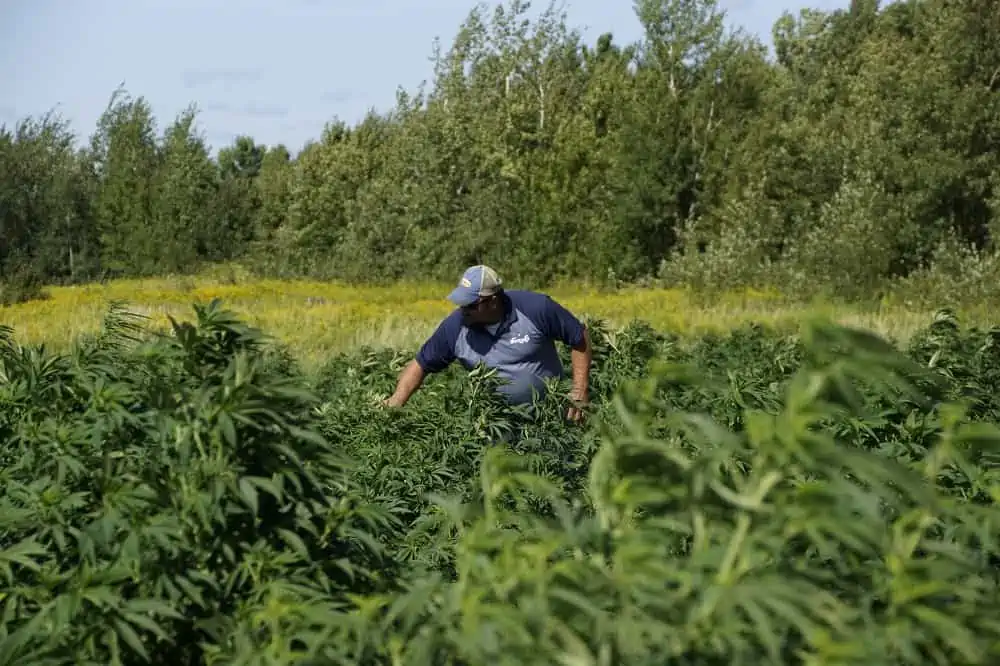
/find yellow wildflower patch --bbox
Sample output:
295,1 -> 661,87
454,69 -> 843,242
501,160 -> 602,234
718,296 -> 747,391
0,273 -> 969,368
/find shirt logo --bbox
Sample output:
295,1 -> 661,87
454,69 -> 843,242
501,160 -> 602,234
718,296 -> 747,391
510,333 -> 530,344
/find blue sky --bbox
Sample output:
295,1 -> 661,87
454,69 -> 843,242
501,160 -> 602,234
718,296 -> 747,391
2,0 -> 846,154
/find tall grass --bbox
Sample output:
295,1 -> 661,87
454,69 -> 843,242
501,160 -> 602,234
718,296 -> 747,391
0,272 -> 972,367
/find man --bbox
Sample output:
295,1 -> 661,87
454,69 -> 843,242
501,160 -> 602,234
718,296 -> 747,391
383,265 -> 592,422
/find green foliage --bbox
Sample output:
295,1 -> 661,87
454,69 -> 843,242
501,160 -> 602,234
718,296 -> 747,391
0,267 -> 48,307
0,301 -> 999,664
0,301 -> 395,664
2,0 -> 1000,300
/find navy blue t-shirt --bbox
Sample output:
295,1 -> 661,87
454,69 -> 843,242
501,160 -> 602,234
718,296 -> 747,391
415,290 -> 586,404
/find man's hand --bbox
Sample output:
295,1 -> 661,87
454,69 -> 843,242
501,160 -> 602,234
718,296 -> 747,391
379,360 -> 426,410
380,394 -> 403,408
566,389 -> 588,423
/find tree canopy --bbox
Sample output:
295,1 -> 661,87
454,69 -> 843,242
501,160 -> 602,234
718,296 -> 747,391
2,0 -> 999,304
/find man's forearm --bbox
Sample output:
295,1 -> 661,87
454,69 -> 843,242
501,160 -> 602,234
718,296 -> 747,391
570,327 -> 592,400
387,360 -> 426,407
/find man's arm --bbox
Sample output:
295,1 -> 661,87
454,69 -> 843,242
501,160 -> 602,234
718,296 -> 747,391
569,326 -> 592,405
531,293 -> 592,403
385,313 -> 459,407
386,360 -> 427,407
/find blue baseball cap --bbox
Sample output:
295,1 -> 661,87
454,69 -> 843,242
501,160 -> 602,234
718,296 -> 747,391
447,265 -> 503,307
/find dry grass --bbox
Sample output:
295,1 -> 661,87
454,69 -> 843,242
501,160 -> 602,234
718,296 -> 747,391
0,271 -> 988,367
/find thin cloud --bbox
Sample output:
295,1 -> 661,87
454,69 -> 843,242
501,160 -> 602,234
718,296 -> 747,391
321,89 -> 353,103
199,102 -> 234,113
182,68 -> 263,89
242,103 -> 288,119
198,102 -> 289,119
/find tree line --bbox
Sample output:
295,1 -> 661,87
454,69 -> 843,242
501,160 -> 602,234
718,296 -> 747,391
2,0 -> 999,306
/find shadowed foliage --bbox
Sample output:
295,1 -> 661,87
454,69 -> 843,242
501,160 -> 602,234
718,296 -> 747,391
0,300 -> 997,664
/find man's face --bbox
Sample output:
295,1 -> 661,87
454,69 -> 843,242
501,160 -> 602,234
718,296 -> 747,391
461,294 -> 502,327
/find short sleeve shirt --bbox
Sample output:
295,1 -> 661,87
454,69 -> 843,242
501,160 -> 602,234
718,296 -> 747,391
415,290 -> 585,405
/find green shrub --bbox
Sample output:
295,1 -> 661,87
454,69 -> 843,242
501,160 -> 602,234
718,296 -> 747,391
0,268 -> 48,306
0,302 -> 997,665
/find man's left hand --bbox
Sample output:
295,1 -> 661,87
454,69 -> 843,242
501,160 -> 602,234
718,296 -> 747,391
566,391 -> 588,423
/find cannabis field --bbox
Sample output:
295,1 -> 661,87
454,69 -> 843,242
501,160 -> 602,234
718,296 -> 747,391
1,299 -> 999,666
